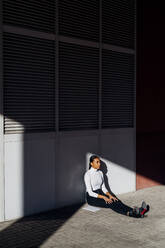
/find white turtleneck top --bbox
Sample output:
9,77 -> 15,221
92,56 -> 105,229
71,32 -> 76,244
84,167 -> 108,198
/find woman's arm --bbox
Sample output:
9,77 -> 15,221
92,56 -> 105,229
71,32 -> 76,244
84,173 -> 112,203
97,193 -> 113,203
84,173 -> 99,198
105,192 -> 118,201
105,192 -> 112,198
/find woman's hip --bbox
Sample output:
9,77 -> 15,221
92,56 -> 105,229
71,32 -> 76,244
86,189 -> 107,207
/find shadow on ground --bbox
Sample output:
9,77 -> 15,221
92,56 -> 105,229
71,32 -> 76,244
0,203 -> 83,248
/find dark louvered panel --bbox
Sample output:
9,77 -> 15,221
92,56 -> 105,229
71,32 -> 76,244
59,42 -> 99,131
102,50 -> 135,128
59,0 -> 99,41
3,0 -> 56,33
102,0 -> 135,49
3,32 -> 55,134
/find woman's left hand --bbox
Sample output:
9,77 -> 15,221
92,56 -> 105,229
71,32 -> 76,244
110,196 -> 118,202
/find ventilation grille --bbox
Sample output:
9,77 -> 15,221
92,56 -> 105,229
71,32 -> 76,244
59,0 -> 99,41
3,0 -> 56,33
3,32 -> 55,134
102,0 -> 135,48
2,1 -> 136,134
102,49 -> 135,128
59,42 -> 99,131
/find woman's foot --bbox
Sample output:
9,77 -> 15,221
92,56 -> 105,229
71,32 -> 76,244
128,201 -> 150,218
139,201 -> 150,217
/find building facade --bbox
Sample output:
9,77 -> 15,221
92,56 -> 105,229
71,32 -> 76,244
0,0 -> 136,222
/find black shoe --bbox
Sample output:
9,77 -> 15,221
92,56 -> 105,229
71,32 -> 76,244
139,202 -> 150,217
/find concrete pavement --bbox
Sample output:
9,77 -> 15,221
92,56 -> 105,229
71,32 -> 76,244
0,185 -> 165,248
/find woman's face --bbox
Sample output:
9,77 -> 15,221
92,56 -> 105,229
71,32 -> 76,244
91,157 -> 100,169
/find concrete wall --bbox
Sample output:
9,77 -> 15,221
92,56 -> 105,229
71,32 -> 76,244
3,128 -> 135,221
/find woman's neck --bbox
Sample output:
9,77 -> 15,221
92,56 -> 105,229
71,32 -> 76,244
90,166 -> 98,171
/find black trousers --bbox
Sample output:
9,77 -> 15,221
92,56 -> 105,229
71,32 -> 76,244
86,189 -> 133,216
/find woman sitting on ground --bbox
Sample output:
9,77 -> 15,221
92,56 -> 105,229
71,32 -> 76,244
84,155 -> 150,218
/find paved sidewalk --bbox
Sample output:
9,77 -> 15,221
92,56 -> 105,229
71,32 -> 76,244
0,185 -> 165,248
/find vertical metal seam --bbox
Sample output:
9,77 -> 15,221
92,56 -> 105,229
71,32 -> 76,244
134,0 -> 137,130
0,0 -> 5,221
54,0 -> 59,208
98,0 -> 102,155
134,0 -> 137,190
99,0 -> 102,130
55,0 -> 59,134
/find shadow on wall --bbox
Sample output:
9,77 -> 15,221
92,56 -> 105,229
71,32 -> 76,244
0,156 -> 133,248
100,160 -> 118,197
99,158 -> 136,195
3,128 -> 165,224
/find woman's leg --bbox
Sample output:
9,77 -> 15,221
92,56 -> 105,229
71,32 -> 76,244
86,189 -> 134,216
86,192 -> 108,208
106,199 -> 133,216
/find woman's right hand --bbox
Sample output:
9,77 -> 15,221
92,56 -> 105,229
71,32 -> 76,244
103,196 -> 113,204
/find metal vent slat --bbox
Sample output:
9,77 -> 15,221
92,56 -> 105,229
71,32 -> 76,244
59,42 -> 99,131
4,32 -> 55,134
3,0 -> 56,33
102,49 -> 135,128
3,1 -> 135,134
59,0 -> 99,41
102,0 -> 135,48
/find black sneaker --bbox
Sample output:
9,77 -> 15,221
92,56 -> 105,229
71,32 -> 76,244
139,201 -> 150,217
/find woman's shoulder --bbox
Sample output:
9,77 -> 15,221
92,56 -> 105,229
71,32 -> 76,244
84,169 -> 90,177
98,170 -> 103,176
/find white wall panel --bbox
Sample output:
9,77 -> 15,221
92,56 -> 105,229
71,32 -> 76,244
4,129 -> 135,221
4,133 -> 56,221
100,128 -> 136,194
4,138 -> 24,220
